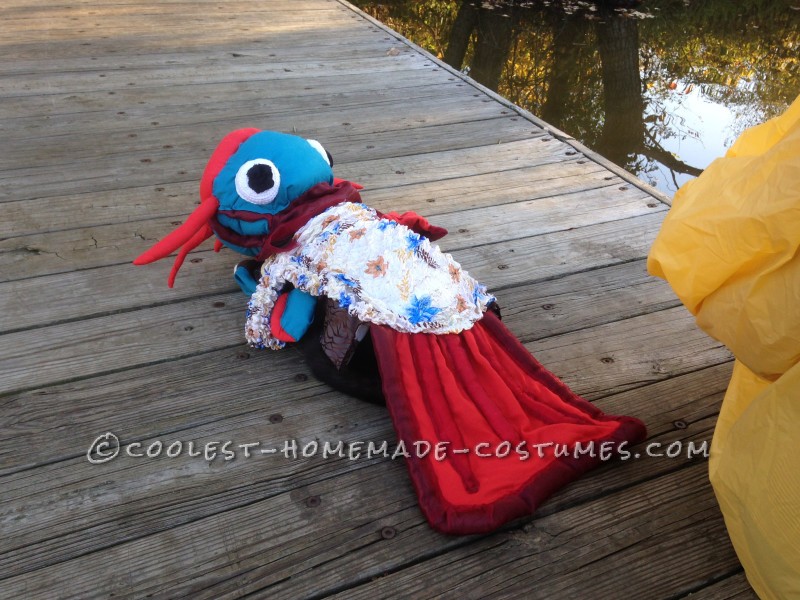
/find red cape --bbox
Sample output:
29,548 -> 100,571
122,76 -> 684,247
371,311 -> 647,534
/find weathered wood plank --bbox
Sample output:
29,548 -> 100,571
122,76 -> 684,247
686,572 -> 758,599
0,144 -> 619,283
0,27 -> 395,64
368,157 -> 613,215
0,345 -> 329,475
0,80 -> 476,149
4,6 -> 350,26
0,102 -> 527,202
0,66 -> 432,122
0,11 -> 366,41
0,291 -> 244,395
3,0 -> 337,7
0,53 -> 428,98
454,210 -> 666,290
499,258 -> 680,342
0,258 -> 683,467
0,205 -> 661,287
1,101 -> 526,174
1,148 -> 606,242
0,91 -> 500,168
0,41 -> 405,79
3,26 -> 384,50
529,304 -> 732,400
320,462 -> 736,600
0,358 -> 730,588
0,252 -> 239,334
436,184 -> 663,249
1,81 -> 457,149
0,454 -> 731,599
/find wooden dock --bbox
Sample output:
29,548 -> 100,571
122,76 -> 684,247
0,0 -> 756,597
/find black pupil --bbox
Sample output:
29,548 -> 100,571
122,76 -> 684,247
247,163 -> 274,194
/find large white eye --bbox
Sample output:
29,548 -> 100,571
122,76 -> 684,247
307,139 -> 332,166
235,159 -> 281,205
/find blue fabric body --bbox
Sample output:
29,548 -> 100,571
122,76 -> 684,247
280,288 -> 317,340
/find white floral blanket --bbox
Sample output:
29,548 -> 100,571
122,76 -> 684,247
245,203 -> 494,349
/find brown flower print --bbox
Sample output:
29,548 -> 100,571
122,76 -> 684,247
365,256 -> 389,278
449,263 -> 461,283
349,228 -> 366,241
455,295 -> 468,313
321,214 -> 339,229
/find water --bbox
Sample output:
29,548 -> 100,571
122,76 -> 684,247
351,0 -> 800,196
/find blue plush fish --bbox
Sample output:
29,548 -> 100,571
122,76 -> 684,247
135,129 -> 647,534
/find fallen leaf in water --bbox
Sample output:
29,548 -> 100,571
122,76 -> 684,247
684,84 -> 694,94
668,81 -> 678,90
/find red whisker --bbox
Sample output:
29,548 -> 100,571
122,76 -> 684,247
167,223 -> 214,288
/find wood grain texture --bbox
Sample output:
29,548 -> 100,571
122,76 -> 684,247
0,265 -> 715,471
0,168 -> 656,285
684,572 -> 759,600
1,149 -> 606,242
0,0 -> 751,597
0,361 -> 731,592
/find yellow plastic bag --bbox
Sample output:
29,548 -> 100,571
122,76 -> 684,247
648,95 -> 800,599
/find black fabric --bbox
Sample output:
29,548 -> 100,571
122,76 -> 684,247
247,164 -> 275,193
295,299 -> 385,405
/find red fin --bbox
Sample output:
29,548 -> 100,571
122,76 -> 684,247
269,293 -> 296,342
167,224 -> 213,288
333,177 -> 363,190
133,197 -> 219,266
199,128 -> 260,200
383,211 -> 448,241
135,127 -> 258,273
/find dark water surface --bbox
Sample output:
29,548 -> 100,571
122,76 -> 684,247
351,0 -> 800,196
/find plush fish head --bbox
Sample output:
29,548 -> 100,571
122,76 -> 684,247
134,128 -> 335,286
210,129 -> 334,217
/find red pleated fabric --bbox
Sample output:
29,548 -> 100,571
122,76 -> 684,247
370,311 -> 647,535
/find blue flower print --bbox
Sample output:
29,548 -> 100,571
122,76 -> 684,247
405,232 -> 423,252
406,295 -> 441,325
472,284 -> 494,304
334,273 -> 358,288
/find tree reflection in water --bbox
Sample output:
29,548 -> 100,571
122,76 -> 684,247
353,0 -> 800,195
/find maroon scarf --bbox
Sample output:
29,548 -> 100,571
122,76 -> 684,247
209,180 -> 362,260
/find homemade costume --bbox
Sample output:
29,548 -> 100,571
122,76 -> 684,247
135,129 -> 647,534
648,97 -> 800,599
